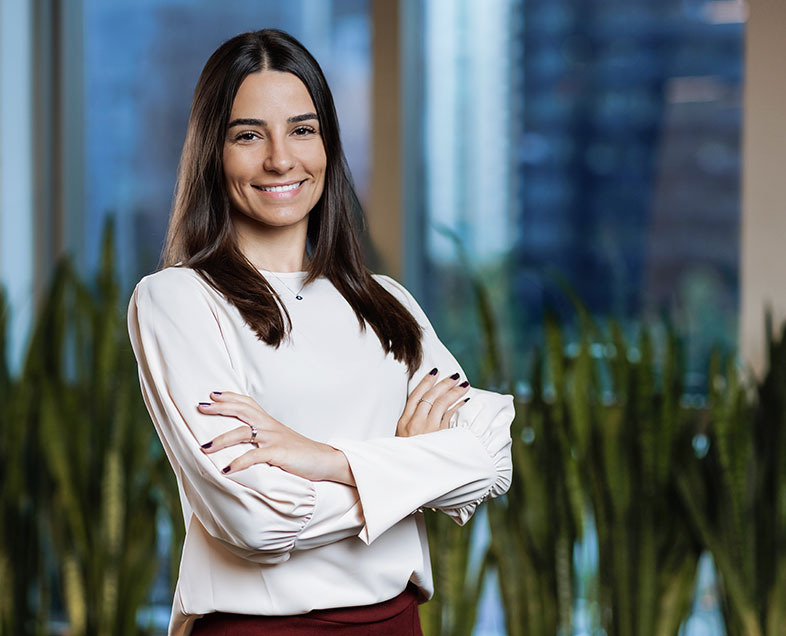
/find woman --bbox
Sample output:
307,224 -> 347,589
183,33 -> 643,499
127,28 -> 514,636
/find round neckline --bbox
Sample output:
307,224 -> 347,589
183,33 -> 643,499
258,269 -> 308,278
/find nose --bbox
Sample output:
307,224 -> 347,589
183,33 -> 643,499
263,135 -> 295,174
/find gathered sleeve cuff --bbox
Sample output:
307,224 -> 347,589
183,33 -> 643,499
127,269 -> 365,564
428,388 -> 514,524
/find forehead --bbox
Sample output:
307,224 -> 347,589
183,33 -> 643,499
230,71 -> 316,118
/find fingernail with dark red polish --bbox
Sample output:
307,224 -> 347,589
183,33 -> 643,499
211,391 -> 222,396
199,402 -> 211,407
459,381 -> 469,388
450,372 -> 460,380
222,466 -> 231,474
201,442 -> 212,449
464,397 -> 471,402
429,367 -> 438,375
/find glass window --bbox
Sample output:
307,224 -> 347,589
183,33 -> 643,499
412,0 -> 743,390
83,0 -> 371,288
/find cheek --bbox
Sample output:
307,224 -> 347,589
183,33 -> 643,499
223,148 -> 250,184
312,148 -> 327,181
313,157 -> 327,196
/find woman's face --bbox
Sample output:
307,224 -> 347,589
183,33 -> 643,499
223,70 -> 327,236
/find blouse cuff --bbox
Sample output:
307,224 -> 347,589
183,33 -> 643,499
293,479 -> 365,551
428,388 -> 514,524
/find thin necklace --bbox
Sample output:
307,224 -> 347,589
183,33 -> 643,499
263,270 -> 307,300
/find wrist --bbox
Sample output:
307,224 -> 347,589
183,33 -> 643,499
322,445 -> 356,487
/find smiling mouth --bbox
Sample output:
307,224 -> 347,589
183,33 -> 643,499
252,180 -> 305,193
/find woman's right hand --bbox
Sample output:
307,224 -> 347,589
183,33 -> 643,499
396,367 -> 471,437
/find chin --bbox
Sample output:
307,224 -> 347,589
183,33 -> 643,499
251,212 -> 310,228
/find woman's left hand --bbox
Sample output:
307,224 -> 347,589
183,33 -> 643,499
198,391 -> 355,485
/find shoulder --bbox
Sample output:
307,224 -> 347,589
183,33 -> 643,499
371,273 -> 415,307
371,273 -> 432,326
129,266 -> 217,319
133,266 -> 213,298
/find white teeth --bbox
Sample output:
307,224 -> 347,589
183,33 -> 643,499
259,181 -> 302,193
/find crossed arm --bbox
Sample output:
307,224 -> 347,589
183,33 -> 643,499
195,368 -> 472,483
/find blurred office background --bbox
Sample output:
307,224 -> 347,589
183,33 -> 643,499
1,0 -> 785,635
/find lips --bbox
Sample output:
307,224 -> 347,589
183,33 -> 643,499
252,180 -> 305,193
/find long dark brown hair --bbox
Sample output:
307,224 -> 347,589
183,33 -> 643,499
161,29 -> 423,378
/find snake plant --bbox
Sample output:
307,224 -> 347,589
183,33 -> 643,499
579,320 -> 702,636
420,510 -> 489,636
461,247 -> 702,636
0,219 -> 179,636
0,289 -> 52,635
677,314 -> 786,636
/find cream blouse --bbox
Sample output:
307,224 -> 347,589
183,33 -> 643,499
126,266 -> 514,636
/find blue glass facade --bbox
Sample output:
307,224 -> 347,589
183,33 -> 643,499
416,0 -> 743,388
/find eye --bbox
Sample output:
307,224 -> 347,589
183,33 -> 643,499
293,126 -> 317,136
235,131 -> 260,142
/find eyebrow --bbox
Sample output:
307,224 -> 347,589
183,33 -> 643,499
227,113 -> 318,128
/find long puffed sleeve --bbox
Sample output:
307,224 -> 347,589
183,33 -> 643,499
327,274 -> 514,543
127,270 -> 366,564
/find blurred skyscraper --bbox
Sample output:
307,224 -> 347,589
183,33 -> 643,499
416,0 -> 743,386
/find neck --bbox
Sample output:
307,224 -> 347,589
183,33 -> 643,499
232,211 -> 310,273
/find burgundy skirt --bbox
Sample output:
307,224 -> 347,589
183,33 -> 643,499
190,583 -> 423,636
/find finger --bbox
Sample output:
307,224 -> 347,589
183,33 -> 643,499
421,372 -> 464,401
439,397 -> 471,430
422,375 -> 469,409
445,381 -> 471,402
207,391 -> 260,408
221,448 -> 270,474
425,382 -> 471,430
400,367 -> 439,422
413,376 -> 462,421
197,400 -> 257,425
201,425 -> 256,453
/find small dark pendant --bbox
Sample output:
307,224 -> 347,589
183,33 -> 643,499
296,295 -> 303,300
